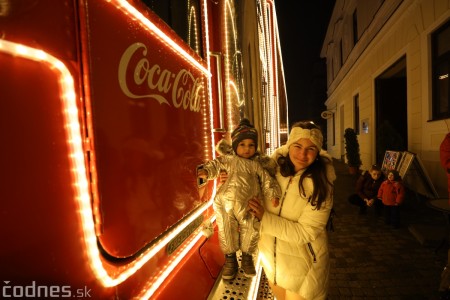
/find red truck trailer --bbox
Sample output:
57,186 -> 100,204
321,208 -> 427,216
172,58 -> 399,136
0,0 -> 287,298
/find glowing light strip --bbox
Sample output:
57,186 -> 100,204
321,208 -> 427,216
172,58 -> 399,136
0,39 -> 112,283
224,0 -> 239,130
268,0 -> 279,150
272,2 -> 286,150
261,0 -> 270,151
138,230 -> 204,299
224,0 -> 232,130
266,2 -> 274,152
247,256 -> 263,300
188,4 -> 200,54
229,80 -> 241,105
202,0 -> 218,217
203,0 -> 216,160
270,1 -> 280,152
265,1 -> 277,151
261,1 -> 271,153
109,0 -> 209,76
102,201 -> 212,286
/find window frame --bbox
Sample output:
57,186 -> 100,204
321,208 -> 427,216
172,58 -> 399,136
431,20 -> 450,120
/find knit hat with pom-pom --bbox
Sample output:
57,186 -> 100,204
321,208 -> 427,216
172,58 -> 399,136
231,118 -> 258,153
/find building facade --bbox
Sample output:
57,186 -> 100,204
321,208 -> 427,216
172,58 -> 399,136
321,0 -> 450,197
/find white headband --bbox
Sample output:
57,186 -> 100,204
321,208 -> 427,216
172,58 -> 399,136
273,127 -> 324,157
287,127 -> 323,151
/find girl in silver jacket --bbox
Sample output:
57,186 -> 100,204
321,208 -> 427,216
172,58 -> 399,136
198,119 -> 281,280
249,121 -> 336,300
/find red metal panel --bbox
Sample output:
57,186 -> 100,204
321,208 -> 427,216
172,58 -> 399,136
0,49 -> 113,299
0,0 -> 222,298
150,241 -> 215,300
83,0 -> 212,257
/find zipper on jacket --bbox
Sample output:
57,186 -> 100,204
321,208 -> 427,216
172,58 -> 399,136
273,177 -> 293,285
307,242 -> 317,263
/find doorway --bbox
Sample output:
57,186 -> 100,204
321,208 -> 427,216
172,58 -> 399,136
375,56 -> 407,164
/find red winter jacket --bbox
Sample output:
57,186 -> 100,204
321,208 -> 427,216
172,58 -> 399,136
377,179 -> 405,206
440,132 -> 450,199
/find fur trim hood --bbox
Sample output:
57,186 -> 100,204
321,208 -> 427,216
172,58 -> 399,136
320,149 -> 337,183
215,138 -> 278,177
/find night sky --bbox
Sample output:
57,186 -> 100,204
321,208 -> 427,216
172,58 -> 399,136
275,1 -> 335,128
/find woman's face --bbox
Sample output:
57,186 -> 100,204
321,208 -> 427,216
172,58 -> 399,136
288,138 -> 319,172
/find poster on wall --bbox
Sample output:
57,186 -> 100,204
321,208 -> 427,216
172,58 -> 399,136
381,150 -> 402,174
361,118 -> 369,134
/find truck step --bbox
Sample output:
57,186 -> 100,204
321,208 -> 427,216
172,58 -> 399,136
207,252 -> 274,300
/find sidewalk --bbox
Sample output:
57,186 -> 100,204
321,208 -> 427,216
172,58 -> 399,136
329,159 -> 448,299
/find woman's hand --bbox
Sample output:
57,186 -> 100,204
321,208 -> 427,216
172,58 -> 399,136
219,170 -> 228,184
248,197 -> 265,220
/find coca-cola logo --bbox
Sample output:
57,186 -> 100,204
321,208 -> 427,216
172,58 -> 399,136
118,42 -> 203,112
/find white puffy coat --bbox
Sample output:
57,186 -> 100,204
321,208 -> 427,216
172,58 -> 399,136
258,150 -> 336,300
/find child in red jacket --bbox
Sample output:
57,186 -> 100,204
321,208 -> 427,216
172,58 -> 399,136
377,170 -> 405,228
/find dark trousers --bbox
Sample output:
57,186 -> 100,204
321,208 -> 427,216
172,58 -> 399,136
348,194 -> 383,215
383,205 -> 401,227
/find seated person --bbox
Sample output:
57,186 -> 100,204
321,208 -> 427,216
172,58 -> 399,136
348,164 -> 385,215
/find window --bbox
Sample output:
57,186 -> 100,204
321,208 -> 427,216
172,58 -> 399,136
432,20 -> 450,119
328,56 -> 334,85
354,94 -> 360,134
333,41 -> 342,76
352,9 -> 358,45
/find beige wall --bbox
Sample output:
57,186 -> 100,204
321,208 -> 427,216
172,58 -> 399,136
322,0 -> 450,197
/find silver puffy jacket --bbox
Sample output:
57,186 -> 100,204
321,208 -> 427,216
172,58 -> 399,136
202,154 -> 281,254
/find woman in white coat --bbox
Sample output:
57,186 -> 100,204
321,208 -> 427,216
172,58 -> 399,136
248,121 -> 336,300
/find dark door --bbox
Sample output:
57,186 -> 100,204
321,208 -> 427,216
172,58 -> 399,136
375,57 -> 407,164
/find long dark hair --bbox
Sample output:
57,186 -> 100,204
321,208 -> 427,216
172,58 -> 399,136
277,121 -> 333,210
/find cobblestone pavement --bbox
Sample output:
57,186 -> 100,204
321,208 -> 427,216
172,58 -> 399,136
329,159 -> 448,300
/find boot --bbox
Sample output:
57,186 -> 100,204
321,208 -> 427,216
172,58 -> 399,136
222,253 -> 238,280
241,252 -> 256,277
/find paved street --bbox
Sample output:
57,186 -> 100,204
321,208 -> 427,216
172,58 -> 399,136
329,159 -> 448,299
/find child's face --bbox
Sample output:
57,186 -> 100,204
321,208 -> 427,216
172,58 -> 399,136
388,172 -> 395,181
369,170 -> 382,180
236,139 -> 256,158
